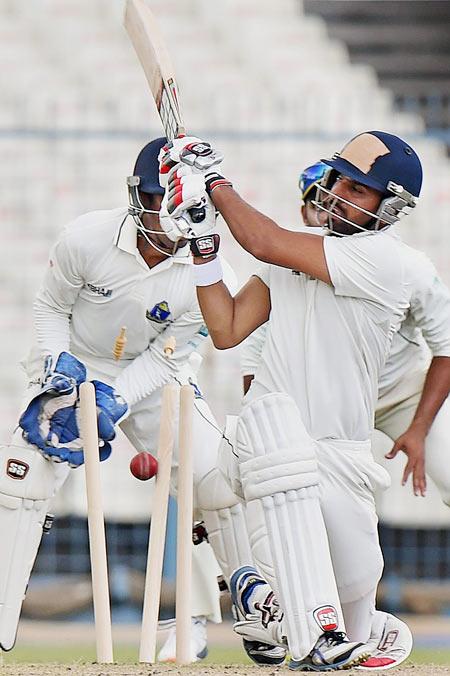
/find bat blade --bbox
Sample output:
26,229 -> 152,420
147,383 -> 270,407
124,0 -> 185,141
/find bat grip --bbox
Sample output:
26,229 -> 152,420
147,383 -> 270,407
188,205 -> 206,223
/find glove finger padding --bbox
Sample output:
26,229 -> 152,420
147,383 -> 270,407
164,165 -> 207,218
19,352 -> 87,453
158,135 -> 201,187
158,136 -> 223,188
52,440 -> 112,469
19,353 -> 123,468
21,392 -> 86,468
160,165 -> 217,241
92,380 -> 129,442
40,351 -> 87,396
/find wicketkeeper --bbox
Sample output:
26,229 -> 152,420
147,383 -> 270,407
0,137 -> 251,662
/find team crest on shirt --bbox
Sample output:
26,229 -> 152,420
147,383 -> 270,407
313,605 -> 339,632
146,301 -> 171,323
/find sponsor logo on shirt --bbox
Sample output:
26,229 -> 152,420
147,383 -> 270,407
198,324 -> 209,337
146,301 -> 171,323
87,283 -> 113,297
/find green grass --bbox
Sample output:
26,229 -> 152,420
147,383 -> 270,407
409,648 -> 450,665
3,644 -> 450,666
2,644 -> 251,665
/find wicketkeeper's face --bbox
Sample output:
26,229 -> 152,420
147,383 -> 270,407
140,193 -> 187,253
301,200 -> 321,228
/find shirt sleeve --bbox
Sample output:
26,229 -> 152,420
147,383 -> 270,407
409,257 -> 450,357
240,323 -> 268,376
323,233 -> 402,309
253,264 -> 270,287
33,231 -> 85,359
220,255 -> 239,294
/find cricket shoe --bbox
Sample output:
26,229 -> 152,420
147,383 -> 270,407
289,631 -> 371,672
356,611 -> 413,670
230,566 -> 288,665
230,597 -> 287,666
157,616 -> 208,663
242,638 -> 287,666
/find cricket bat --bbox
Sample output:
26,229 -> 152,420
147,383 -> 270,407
124,0 -> 185,142
124,0 -> 205,222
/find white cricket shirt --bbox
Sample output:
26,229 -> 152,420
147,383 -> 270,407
242,236 -> 450,409
378,245 -> 450,399
245,230 -> 411,442
33,207 -> 235,406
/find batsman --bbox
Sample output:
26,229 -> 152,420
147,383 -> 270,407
0,137 -> 251,661
158,130 -> 429,670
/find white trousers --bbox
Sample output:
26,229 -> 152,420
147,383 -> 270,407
316,439 -> 390,606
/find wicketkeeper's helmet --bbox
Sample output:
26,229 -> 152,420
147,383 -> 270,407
298,162 -> 328,202
126,137 -> 180,256
131,137 -> 166,195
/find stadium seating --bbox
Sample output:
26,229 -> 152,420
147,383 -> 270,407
1,0 -> 449,547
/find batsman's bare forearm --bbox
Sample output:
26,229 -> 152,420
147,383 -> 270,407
211,187 -> 331,284
196,280 -> 236,349
196,273 -> 270,349
411,356 -> 450,433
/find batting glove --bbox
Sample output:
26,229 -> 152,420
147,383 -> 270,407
159,136 -> 223,186
190,233 -> 221,258
159,164 -> 217,241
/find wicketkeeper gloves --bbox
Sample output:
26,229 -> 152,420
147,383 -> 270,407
19,352 -> 128,468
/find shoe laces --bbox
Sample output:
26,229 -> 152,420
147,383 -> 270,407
322,631 -> 347,646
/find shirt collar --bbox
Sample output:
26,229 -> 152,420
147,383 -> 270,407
114,212 -> 138,255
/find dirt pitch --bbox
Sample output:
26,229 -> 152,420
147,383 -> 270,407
1,663 -> 450,676
2,618 -> 450,675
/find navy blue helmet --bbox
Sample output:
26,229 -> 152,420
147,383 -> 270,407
315,131 -> 422,234
132,137 -> 167,195
322,131 -> 422,198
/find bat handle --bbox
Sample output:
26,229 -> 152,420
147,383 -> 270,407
188,205 -> 206,223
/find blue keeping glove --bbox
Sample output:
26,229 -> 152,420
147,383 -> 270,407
19,352 -> 87,450
19,352 -> 126,467
40,351 -> 87,396
46,440 -> 113,468
92,380 -> 129,442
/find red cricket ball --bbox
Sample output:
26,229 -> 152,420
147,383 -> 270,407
129,452 -> 158,481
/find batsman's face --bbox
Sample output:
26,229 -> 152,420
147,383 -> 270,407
320,175 -> 383,235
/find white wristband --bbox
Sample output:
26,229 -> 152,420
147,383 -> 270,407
193,256 -> 223,286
